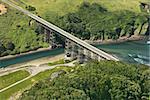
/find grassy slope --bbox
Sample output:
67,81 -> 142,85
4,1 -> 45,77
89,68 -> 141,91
48,59 -> 65,66
0,70 -> 30,90
0,2 -> 49,56
17,0 -> 149,40
0,66 -> 73,100
20,0 -> 149,16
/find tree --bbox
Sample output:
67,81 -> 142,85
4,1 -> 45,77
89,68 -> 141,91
0,43 -> 5,56
20,61 -> 150,100
5,42 -> 15,51
26,5 -> 36,11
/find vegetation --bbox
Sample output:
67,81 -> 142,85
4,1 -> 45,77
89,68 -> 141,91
19,0 -> 149,15
48,59 -> 65,66
0,5 -> 49,57
0,66 -> 73,100
0,70 -> 30,90
0,0 -> 149,56
20,61 -> 150,100
19,0 -> 149,40
50,2 -> 148,40
25,5 -> 36,11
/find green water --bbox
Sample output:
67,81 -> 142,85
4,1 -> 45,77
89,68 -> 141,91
0,48 -> 64,68
0,40 -> 149,68
96,40 -> 150,66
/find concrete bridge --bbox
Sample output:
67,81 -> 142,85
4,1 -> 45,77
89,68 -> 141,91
2,0 -> 119,63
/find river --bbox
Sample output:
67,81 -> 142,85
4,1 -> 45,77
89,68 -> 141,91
96,40 -> 150,66
0,40 -> 149,68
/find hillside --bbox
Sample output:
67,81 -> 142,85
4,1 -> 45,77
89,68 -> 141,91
19,61 -> 150,100
0,1 -> 49,57
16,0 -> 150,15
16,0 -> 149,40
0,0 -> 149,57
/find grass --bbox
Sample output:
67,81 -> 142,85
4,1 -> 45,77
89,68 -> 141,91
0,66 -> 74,100
0,2 -> 49,56
48,59 -> 65,66
18,0 -> 149,16
0,70 -> 30,90
1,0 -> 148,56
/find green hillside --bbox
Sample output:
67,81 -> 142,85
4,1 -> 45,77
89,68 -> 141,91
0,0 -> 149,56
18,0 -> 149,40
20,61 -> 150,100
0,2 -> 49,57
18,0 -> 149,15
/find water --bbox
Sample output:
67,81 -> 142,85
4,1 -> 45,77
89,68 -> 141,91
0,48 -> 64,68
96,40 -> 150,66
0,40 -> 149,68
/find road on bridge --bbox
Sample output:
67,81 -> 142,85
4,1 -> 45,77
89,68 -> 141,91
2,0 -> 119,61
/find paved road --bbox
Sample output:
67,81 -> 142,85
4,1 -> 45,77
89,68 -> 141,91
2,0 -> 119,61
0,61 -> 75,93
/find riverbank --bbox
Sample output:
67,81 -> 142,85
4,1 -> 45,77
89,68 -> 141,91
85,35 -> 147,45
0,35 -> 146,61
1,54 -> 64,69
0,47 -> 52,61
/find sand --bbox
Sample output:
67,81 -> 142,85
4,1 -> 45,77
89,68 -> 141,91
8,54 -> 64,67
0,54 -> 64,76
0,4 -> 7,15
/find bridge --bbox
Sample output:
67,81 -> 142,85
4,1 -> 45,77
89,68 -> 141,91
2,0 -> 119,63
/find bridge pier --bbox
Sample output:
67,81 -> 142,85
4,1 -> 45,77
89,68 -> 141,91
43,28 -> 56,49
83,49 -> 91,62
77,47 -> 85,64
65,39 -> 77,61
90,53 -> 103,61
71,43 -> 78,60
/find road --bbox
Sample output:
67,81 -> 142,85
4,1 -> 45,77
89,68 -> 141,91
2,0 -> 119,61
0,61 -> 75,93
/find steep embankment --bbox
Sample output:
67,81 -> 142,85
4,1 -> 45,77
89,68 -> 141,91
0,2 -> 49,57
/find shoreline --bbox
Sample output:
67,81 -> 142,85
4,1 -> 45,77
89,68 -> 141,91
0,47 -> 52,61
85,35 -> 147,45
0,54 -> 64,69
0,35 -> 147,61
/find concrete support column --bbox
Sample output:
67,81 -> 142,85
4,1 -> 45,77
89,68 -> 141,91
77,47 -> 84,63
43,29 -> 50,42
44,28 -> 56,49
49,29 -> 56,49
71,43 -> 78,60
83,49 -> 91,62
98,56 -> 102,61
91,53 -> 99,61
65,39 -> 74,61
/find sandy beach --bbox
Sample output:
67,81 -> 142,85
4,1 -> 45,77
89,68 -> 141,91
17,54 -> 64,66
1,54 -> 64,69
